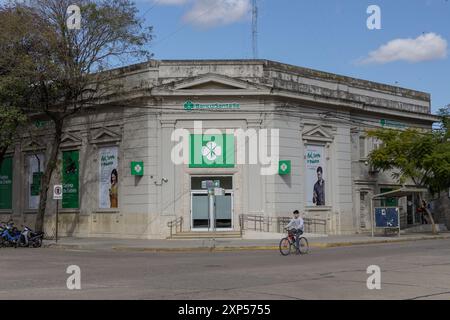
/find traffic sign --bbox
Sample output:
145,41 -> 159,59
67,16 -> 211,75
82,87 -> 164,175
53,185 -> 63,200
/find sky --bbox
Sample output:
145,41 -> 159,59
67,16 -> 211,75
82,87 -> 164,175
133,0 -> 450,114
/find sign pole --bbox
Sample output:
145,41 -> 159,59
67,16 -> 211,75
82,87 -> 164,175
53,184 -> 63,243
208,188 -> 215,232
56,199 -> 59,243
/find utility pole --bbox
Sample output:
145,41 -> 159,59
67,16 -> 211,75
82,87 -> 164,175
252,0 -> 258,59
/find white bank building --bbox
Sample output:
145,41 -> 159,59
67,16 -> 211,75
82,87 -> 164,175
0,60 -> 440,239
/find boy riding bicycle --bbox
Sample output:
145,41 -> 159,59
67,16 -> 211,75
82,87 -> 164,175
285,210 -> 304,254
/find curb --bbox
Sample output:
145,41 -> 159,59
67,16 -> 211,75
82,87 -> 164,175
44,234 -> 450,253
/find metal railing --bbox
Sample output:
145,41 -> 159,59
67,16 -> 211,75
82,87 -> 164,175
239,214 -> 273,236
239,214 -> 327,235
167,216 -> 183,238
277,217 -> 327,234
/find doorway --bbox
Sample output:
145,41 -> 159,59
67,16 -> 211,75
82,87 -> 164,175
190,176 -> 233,231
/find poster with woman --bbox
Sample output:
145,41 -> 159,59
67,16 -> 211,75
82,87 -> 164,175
305,145 -> 326,206
99,147 -> 119,209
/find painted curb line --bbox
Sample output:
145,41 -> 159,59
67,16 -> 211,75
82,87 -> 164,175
43,234 -> 450,253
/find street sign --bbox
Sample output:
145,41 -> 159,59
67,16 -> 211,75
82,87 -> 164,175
201,180 -> 220,189
214,187 -> 225,196
53,185 -> 63,200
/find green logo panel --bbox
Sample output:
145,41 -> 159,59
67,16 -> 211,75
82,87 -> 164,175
189,134 -> 235,168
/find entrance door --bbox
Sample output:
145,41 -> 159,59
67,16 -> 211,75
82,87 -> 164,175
190,191 -> 233,231
191,176 -> 233,231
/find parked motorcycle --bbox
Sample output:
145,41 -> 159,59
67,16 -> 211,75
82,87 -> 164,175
18,226 -> 44,248
0,221 -> 21,247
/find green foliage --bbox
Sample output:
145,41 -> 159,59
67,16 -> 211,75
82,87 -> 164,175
436,105 -> 450,135
0,106 -> 26,149
367,126 -> 450,195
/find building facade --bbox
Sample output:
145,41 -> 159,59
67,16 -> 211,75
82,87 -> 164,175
0,60 -> 440,239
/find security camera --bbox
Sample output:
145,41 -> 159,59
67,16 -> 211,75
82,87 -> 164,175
364,161 -> 369,166
162,178 -> 168,183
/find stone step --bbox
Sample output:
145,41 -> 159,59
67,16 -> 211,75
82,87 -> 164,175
170,231 -> 242,239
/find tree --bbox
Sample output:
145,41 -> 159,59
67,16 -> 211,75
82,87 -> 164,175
1,0 -> 152,232
367,116 -> 450,234
0,6 -> 40,166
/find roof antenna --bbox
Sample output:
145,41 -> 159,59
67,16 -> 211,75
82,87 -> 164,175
252,0 -> 258,59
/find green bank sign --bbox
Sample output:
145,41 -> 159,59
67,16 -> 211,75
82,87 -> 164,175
184,100 -> 240,111
380,119 -> 406,129
189,134 -> 235,168
0,157 -> 13,209
62,150 -> 79,209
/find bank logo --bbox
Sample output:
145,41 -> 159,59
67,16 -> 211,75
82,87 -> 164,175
171,121 -> 280,175
202,141 -> 222,161
131,161 -> 144,176
184,100 -> 194,110
134,164 -> 142,174
279,160 -> 291,175
190,134 -> 234,168
183,100 -> 240,110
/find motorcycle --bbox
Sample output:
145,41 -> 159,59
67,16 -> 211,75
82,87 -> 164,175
0,221 -> 21,247
18,226 -> 44,248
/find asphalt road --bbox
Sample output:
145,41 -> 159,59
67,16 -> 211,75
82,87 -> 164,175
1,239 -> 450,300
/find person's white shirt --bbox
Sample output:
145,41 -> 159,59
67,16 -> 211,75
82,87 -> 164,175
286,216 -> 304,231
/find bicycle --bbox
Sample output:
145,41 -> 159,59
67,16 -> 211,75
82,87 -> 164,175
279,229 -> 309,256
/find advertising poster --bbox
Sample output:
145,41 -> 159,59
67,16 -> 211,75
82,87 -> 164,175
62,150 -> 79,209
28,154 -> 44,209
305,145 -> 326,206
0,157 -> 13,209
99,147 -> 119,209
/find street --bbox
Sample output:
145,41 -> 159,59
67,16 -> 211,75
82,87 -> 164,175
1,239 -> 450,300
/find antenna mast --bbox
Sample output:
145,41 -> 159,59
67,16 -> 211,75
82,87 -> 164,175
252,0 -> 258,59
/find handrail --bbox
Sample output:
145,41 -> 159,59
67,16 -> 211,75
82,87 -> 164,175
277,216 -> 327,234
167,216 -> 183,238
239,214 -> 327,235
239,214 -> 274,234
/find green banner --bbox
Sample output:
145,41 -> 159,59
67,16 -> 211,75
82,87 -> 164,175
62,150 -> 79,209
189,134 -> 235,168
0,157 -> 13,209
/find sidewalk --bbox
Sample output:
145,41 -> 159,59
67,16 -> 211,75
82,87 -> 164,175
44,232 -> 450,252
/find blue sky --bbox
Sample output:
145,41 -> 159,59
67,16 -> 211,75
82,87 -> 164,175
135,0 -> 450,113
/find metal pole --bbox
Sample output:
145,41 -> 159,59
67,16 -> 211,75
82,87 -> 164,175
370,197 -> 374,237
56,199 -> 59,243
208,188 -> 215,232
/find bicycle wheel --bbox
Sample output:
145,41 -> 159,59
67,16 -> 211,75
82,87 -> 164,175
299,237 -> 309,254
279,237 -> 291,256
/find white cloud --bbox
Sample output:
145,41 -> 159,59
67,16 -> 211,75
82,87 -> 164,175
183,0 -> 251,28
360,33 -> 448,64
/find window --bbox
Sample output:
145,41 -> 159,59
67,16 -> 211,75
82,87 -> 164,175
27,154 -> 44,210
359,136 -> 366,158
380,188 -> 398,206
